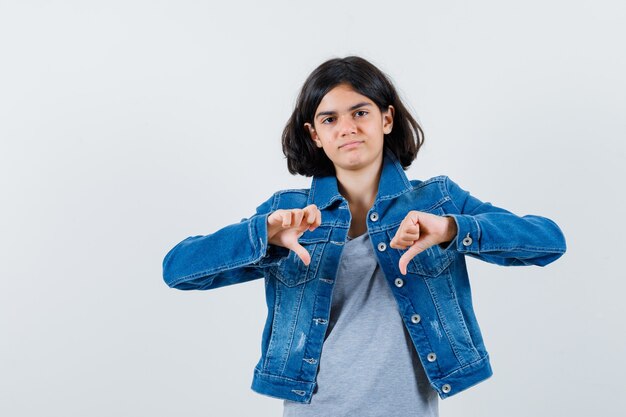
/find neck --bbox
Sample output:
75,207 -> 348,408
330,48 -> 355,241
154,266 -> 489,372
335,153 -> 383,211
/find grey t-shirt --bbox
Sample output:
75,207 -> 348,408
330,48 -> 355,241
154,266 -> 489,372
283,232 -> 439,417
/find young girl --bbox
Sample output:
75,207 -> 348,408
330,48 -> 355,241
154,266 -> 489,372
162,56 -> 567,416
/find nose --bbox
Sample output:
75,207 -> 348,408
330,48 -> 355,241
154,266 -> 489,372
338,115 -> 357,136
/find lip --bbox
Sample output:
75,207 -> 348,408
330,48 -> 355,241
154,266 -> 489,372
339,140 -> 364,149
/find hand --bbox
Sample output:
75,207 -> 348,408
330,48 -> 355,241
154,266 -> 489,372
267,204 -> 322,266
390,211 -> 458,275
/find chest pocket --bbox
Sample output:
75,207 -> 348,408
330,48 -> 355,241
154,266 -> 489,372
385,218 -> 454,278
272,226 -> 331,287
407,243 -> 454,277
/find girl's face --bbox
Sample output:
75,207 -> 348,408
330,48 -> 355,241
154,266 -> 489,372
304,83 -> 394,175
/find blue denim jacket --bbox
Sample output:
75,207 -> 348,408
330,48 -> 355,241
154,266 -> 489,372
162,147 -> 567,403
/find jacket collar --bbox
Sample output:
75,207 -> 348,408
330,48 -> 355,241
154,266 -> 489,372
308,146 -> 413,210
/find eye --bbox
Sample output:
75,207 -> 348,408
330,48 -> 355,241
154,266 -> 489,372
355,110 -> 368,117
321,117 -> 335,124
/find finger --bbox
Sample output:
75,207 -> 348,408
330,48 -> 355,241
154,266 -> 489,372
292,209 -> 305,228
401,213 -> 418,227
398,230 -> 420,241
282,210 -> 292,227
404,214 -> 420,235
390,234 -> 404,249
306,208 -> 314,225
304,205 -> 316,225
398,243 -> 427,275
307,204 -> 319,224
399,255 -> 408,276
404,223 -> 420,235
393,238 -> 417,249
306,205 -> 321,231
391,213 -> 421,246
291,242 -> 311,266
390,230 -> 420,249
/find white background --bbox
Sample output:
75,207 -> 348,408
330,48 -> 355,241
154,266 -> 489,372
1,1 -> 624,416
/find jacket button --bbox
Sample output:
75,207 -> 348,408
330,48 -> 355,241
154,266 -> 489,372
442,384 -> 451,393
411,314 -> 421,324
427,352 -> 437,362
369,212 -> 379,222
377,242 -> 387,251
462,233 -> 473,246
394,278 -> 404,287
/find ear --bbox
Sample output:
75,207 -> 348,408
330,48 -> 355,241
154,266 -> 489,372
304,122 -> 323,148
382,105 -> 394,135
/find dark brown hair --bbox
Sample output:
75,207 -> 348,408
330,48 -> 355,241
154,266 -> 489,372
281,56 -> 425,177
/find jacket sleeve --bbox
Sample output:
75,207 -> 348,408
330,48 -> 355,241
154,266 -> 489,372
162,193 -> 284,290
438,176 -> 567,267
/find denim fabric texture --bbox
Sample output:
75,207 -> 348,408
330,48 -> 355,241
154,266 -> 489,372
162,146 -> 567,404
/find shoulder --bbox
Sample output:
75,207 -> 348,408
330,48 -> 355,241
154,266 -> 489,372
269,187 -> 311,210
248,187 -> 311,218
274,188 -> 310,208
407,175 -> 470,206
408,174 -> 456,193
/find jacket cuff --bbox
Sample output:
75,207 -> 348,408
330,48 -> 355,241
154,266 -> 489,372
440,214 -> 481,253
250,212 -> 291,267
250,212 -> 271,261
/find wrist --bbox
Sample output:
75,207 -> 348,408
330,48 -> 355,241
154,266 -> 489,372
443,216 -> 458,244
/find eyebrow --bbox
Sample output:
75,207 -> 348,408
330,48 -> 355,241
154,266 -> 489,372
315,102 -> 372,120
